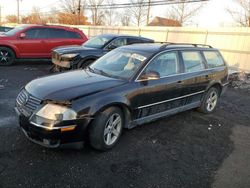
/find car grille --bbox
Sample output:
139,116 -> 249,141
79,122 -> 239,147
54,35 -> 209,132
16,89 -> 42,113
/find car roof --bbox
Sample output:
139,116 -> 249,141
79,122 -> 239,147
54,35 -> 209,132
19,24 -> 80,31
119,43 -> 218,53
99,34 -> 154,41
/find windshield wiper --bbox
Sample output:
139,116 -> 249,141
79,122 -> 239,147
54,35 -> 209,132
91,67 -> 112,77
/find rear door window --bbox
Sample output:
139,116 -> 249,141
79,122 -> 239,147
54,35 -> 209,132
47,28 -> 67,39
181,51 -> 205,73
203,51 -> 225,68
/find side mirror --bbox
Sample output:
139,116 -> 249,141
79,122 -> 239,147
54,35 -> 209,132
139,71 -> 160,81
19,33 -> 26,39
107,44 -> 117,51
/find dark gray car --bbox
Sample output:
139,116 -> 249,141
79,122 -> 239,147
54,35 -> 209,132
51,34 -> 154,71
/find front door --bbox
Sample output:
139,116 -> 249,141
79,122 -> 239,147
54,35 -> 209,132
132,51 -> 184,120
16,28 -> 48,58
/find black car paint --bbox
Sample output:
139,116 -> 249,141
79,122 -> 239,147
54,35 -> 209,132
16,44 -> 229,147
52,34 -> 154,70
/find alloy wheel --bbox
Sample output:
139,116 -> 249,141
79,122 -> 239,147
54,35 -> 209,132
206,91 -> 218,112
103,113 -> 122,146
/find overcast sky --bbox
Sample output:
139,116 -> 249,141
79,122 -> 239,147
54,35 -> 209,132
0,0 -> 238,27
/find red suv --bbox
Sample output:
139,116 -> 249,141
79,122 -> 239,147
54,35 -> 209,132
0,25 -> 88,65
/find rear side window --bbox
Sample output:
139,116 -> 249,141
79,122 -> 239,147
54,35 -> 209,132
66,31 -> 82,39
203,51 -> 225,68
127,38 -> 143,44
182,51 -> 205,73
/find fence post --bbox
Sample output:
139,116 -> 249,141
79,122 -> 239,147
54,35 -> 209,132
165,29 -> 169,42
88,26 -> 91,38
204,30 -> 208,44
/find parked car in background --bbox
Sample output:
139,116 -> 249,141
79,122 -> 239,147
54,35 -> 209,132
0,26 -> 13,34
51,34 -> 154,72
0,25 -> 88,66
15,43 -> 228,150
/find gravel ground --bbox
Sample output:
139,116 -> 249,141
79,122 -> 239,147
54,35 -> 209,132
0,63 -> 250,188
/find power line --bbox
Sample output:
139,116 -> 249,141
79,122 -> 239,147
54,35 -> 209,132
22,0 -> 208,15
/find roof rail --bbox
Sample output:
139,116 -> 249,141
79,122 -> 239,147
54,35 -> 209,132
156,42 -> 213,50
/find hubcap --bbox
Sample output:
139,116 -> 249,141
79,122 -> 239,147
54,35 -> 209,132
103,113 -> 122,146
0,50 -> 11,64
206,91 -> 218,112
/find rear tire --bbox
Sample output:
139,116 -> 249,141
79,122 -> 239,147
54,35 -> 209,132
198,87 -> 219,114
0,47 -> 15,66
89,107 -> 124,151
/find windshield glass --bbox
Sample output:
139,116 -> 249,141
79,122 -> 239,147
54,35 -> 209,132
89,49 -> 148,79
4,25 -> 29,36
83,35 -> 114,48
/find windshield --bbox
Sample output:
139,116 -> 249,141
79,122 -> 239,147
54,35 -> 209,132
83,35 -> 114,49
4,25 -> 29,36
89,49 -> 148,79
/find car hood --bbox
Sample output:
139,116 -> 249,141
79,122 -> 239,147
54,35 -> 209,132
25,70 -> 126,101
53,45 -> 98,54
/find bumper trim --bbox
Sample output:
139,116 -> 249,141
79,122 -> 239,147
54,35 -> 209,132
21,128 -> 60,148
30,121 -> 76,130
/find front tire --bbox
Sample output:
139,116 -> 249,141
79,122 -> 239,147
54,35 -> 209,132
198,87 -> 219,114
89,107 -> 124,151
0,47 -> 15,66
78,59 -> 94,69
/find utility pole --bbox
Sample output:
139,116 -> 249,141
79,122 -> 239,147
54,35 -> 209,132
146,0 -> 151,25
77,0 -> 81,25
17,0 -> 20,23
0,6 -> 2,26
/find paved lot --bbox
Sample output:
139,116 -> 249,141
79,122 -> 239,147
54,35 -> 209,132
0,63 -> 250,188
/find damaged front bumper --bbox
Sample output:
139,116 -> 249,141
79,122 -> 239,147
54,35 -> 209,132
15,107 -> 92,148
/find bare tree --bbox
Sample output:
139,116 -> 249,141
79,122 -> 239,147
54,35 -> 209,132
88,0 -> 106,25
166,0 -> 204,26
105,0 -> 118,26
60,0 -> 87,24
128,0 -> 148,26
120,9 -> 131,26
227,0 -> 250,27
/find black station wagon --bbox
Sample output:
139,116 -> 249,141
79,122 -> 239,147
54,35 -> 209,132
51,34 -> 154,72
15,43 -> 229,150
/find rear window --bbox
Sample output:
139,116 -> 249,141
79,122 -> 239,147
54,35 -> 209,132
203,51 -> 225,68
182,51 -> 205,73
66,31 -> 82,39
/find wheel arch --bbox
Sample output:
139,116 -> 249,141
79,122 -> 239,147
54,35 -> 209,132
78,56 -> 98,68
206,82 -> 223,96
0,44 -> 20,58
92,102 -> 133,129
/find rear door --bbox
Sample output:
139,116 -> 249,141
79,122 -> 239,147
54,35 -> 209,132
179,50 -> 210,104
46,28 -> 84,57
17,28 -> 48,58
132,51 -> 184,120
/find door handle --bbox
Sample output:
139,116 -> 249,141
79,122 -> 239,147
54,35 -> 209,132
205,75 -> 209,78
177,80 -> 183,84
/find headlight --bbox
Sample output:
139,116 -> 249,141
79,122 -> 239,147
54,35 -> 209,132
29,103 -> 77,130
61,53 -> 79,59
